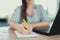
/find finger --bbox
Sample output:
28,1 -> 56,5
19,26 -> 30,34
23,25 -> 30,31
16,27 -> 24,34
15,24 -> 26,34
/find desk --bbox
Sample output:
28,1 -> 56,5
0,29 -> 60,40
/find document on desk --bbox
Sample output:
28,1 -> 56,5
15,31 -> 39,38
0,27 -> 9,33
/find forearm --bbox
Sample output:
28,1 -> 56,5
30,21 -> 50,29
10,21 -> 16,30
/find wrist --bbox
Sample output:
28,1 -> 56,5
31,23 -> 37,28
29,24 -> 36,29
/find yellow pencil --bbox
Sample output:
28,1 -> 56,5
23,19 -> 30,30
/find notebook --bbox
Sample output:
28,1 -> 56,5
15,31 -> 39,38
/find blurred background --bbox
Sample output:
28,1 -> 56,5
0,0 -> 59,22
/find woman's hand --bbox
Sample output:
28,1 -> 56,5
15,24 -> 31,34
23,24 -> 33,32
10,22 -> 33,34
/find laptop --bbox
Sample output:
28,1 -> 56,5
33,3 -> 60,36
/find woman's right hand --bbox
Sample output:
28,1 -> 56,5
15,24 -> 30,34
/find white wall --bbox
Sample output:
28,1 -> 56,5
0,0 -> 21,18
0,0 -> 58,19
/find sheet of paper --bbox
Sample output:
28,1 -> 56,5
15,31 -> 39,38
0,26 -> 9,33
